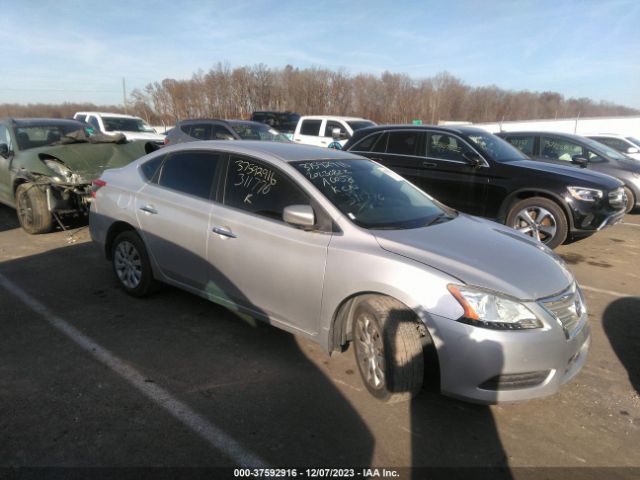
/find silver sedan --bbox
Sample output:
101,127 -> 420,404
90,141 -> 591,403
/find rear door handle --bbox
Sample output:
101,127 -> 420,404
212,226 -> 237,238
139,205 -> 158,214
422,162 -> 437,168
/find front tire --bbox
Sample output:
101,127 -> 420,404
506,197 -> 568,249
111,230 -> 158,297
352,296 -> 424,403
623,186 -> 635,214
15,183 -> 53,234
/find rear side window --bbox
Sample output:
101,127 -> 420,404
300,120 -> 322,136
504,135 -> 535,156
387,131 -> 421,156
224,156 -> 309,221
541,137 -> 583,162
350,132 -> 382,152
189,124 -> 212,140
141,155 -> 165,181
157,151 -> 220,199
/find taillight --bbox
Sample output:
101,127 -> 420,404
91,179 -> 107,198
163,137 -> 169,145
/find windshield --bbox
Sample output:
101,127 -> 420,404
102,116 -> 156,133
464,130 -> 527,162
347,121 -> 376,131
14,124 -> 88,150
229,123 -> 290,142
581,136 -> 628,160
293,159 -> 453,229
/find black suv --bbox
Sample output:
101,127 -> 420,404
344,125 -> 626,248
498,131 -> 640,213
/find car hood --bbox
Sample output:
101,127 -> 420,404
113,131 -> 165,142
373,214 -> 574,301
512,159 -> 623,188
31,141 -> 150,180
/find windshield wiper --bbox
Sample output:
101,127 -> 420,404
425,212 -> 454,227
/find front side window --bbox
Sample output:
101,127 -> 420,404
324,121 -> 347,138
88,116 -> 101,131
224,156 -> 309,221
464,130 -> 525,162
293,159 -> 452,229
427,133 -> 469,161
157,151 -> 219,199
300,120 -> 322,136
189,124 -> 211,140
541,137 -> 583,162
503,135 -> 535,156
212,125 -> 235,140
0,125 -> 12,149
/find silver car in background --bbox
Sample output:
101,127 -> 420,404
90,141 -> 591,403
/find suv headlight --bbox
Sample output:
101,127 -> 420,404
448,285 -> 543,330
43,159 -> 73,180
567,186 -> 603,202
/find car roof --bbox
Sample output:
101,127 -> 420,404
301,115 -> 372,121
160,140 -> 364,163
176,118 -> 230,126
352,124 -> 490,136
499,131 -> 586,141
76,112 -> 142,119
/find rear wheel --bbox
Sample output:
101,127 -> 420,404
111,230 -> 158,297
15,183 -> 53,234
506,197 -> 568,249
623,186 -> 635,213
352,296 -> 424,403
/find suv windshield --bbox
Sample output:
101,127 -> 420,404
102,116 -> 156,133
347,121 -> 376,131
465,130 -> 527,162
293,159 -> 452,229
229,122 -> 290,142
14,124 -> 87,150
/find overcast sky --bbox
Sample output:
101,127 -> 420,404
1,0 -> 639,108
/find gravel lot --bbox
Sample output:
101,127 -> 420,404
0,204 -> 638,479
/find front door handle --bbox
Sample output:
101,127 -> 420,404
139,205 -> 158,214
212,226 -> 237,239
422,162 -> 437,168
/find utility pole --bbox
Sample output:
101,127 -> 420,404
122,77 -> 128,114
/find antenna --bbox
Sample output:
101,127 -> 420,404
122,77 -> 128,114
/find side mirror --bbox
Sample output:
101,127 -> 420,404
571,156 -> 589,168
283,205 -> 315,229
462,151 -> 484,167
332,128 -> 342,140
0,143 -> 10,157
627,147 -> 639,154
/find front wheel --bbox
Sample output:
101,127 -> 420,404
15,183 -> 53,234
111,230 -> 158,297
506,197 -> 568,249
352,296 -> 424,403
623,186 -> 635,214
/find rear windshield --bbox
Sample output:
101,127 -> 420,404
292,159 -> 453,229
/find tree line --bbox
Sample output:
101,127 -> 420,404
2,64 -> 638,125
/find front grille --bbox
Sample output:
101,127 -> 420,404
479,371 -> 550,390
540,284 -> 586,338
608,187 -> 626,209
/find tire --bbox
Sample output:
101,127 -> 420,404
506,197 -> 568,249
352,296 -> 424,403
111,230 -> 158,297
15,183 -> 53,234
623,186 -> 635,214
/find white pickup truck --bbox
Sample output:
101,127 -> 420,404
292,115 -> 376,148
73,112 -> 166,144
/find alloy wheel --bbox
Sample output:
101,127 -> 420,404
512,206 -> 557,243
354,313 -> 386,390
114,240 -> 143,289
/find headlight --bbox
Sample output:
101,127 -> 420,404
43,159 -> 72,179
567,186 -> 603,202
448,285 -> 543,330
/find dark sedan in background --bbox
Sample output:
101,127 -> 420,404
499,131 -> 640,213
344,125 -> 626,248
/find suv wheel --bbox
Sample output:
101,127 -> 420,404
352,296 -> 424,403
111,231 -> 158,297
506,197 -> 568,249
623,186 -> 635,213
15,183 -> 53,234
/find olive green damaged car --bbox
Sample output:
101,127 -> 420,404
0,118 -> 157,234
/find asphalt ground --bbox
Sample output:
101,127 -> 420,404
0,204 -> 638,479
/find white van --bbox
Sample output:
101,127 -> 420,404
292,115 -> 376,148
74,112 -> 165,144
